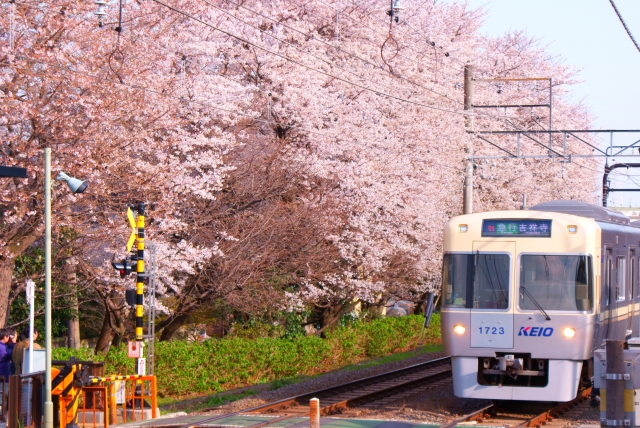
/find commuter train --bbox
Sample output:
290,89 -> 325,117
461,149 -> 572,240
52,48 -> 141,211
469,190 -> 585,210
441,200 -> 640,402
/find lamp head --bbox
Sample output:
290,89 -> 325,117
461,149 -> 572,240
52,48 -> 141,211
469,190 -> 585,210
392,0 -> 404,11
56,171 -> 88,194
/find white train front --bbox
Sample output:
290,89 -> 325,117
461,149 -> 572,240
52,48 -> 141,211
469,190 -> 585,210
441,200 -> 640,401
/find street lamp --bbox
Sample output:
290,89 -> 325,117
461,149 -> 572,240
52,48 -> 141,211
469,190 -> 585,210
44,149 -> 87,428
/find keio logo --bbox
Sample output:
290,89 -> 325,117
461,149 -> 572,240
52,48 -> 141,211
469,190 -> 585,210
518,326 -> 553,337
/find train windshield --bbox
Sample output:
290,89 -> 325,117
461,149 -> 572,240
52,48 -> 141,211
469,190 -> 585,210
519,255 -> 593,312
442,253 -> 510,309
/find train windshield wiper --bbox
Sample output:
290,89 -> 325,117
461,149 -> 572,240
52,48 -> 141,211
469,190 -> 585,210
520,286 -> 551,320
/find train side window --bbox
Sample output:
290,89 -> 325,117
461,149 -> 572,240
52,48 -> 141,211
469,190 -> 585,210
637,258 -> 640,300
605,257 -> 612,306
617,257 -> 626,301
631,259 -> 635,300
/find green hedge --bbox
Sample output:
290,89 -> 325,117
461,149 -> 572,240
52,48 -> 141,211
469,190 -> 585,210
53,314 -> 441,398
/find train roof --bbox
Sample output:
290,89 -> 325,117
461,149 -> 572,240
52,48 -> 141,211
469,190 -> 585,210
530,200 -> 630,225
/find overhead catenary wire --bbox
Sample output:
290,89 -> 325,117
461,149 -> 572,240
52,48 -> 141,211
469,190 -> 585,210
147,0 -> 543,127
147,0 -> 479,117
155,0 -> 637,202
342,0 -> 467,66
609,0 -> 640,53
214,0 -> 464,109
2,1 -> 616,197
199,0 -> 465,112
43,60 -> 464,177
310,0 -> 465,82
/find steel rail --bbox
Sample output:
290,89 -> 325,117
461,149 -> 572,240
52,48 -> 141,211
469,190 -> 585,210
440,404 -> 494,428
247,356 -> 451,414
516,387 -> 592,428
174,356 -> 452,428
444,387 -> 592,428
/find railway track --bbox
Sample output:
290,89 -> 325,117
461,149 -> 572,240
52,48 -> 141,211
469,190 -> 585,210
186,356 -> 452,427
443,387 -> 593,428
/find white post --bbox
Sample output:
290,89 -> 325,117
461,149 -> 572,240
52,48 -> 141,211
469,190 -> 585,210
25,279 -> 35,426
44,147 -> 53,428
26,279 -> 35,373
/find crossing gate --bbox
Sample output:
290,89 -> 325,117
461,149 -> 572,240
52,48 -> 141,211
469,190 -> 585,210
6,367 -> 156,428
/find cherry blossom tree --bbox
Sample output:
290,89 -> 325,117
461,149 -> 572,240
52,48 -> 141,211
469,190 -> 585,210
0,0 -> 601,340
0,0 -> 244,335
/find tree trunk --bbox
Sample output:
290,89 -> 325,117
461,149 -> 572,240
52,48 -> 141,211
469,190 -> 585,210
66,271 -> 80,349
112,332 -> 124,348
320,305 -> 341,329
159,313 -> 190,341
0,258 -> 16,325
94,311 -> 114,354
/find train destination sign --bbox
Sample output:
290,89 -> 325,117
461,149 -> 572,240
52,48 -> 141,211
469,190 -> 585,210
482,219 -> 552,237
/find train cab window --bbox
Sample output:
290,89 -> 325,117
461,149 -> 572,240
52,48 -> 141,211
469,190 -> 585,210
519,255 -> 593,312
443,253 -> 510,309
616,257 -> 626,301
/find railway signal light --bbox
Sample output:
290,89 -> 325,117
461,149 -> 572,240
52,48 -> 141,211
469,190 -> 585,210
111,256 -> 135,278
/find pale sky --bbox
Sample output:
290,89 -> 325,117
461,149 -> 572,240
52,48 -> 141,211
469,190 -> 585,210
442,0 -> 640,206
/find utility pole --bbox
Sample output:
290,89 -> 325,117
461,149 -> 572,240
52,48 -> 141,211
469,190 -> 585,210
463,62 -> 474,214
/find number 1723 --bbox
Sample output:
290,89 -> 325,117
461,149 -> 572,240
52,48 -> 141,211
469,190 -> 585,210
479,327 -> 504,334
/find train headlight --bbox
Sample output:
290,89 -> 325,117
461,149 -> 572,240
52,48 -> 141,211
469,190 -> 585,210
458,224 -> 468,233
562,327 -> 576,338
453,325 -> 466,335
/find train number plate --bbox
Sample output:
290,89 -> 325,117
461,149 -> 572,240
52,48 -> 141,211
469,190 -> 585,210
470,313 -> 513,349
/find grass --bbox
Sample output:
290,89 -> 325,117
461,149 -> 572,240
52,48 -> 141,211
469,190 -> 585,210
343,344 -> 443,371
158,344 -> 443,414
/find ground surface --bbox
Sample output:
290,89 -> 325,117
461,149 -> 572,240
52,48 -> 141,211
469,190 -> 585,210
189,348 -> 490,424
160,348 -> 601,426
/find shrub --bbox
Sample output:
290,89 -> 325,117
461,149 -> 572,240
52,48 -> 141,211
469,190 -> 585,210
52,314 -> 441,398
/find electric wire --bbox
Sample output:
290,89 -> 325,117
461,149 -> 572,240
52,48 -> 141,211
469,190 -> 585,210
342,0 -> 467,66
310,0 -> 465,82
41,58 -> 465,178
215,0 -> 464,108
5,1 -> 625,198
200,0 -> 468,114
148,0 -> 542,127
609,0 -> 640,53
148,0 -> 473,116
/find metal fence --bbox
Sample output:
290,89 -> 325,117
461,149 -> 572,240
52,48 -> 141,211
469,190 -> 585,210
8,371 -> 43,428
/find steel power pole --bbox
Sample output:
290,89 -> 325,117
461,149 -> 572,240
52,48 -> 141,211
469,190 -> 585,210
463,62 -> 474,214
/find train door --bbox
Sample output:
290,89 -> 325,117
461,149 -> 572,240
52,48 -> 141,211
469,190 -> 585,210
470,241 -> 515,349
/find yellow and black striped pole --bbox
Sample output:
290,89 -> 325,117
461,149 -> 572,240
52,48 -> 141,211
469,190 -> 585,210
90,374 -> 143,384
135,202 -> 145,343
133,203 -> 146,407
